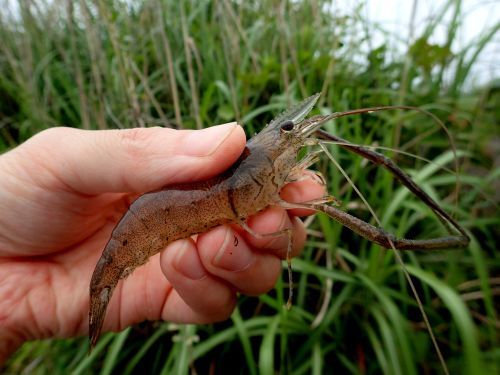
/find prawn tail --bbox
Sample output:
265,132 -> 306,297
88,253 -> 121,352
89,283 -> 114,352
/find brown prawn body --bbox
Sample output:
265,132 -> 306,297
89,94 -> 469,353
89,108 -> 305,349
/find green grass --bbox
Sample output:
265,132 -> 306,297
1,0 -> 499,374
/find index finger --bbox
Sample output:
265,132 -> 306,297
280,171 -> 326,216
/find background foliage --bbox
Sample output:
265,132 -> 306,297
1,0 -> 498,374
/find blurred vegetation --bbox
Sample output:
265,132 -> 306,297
1,0 -> 499,374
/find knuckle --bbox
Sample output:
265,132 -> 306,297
200,293 -> 236,322
23,127 -> 82,164
116,127 -> 165,163
242,258 -> 281,296
33,127 -> 78,148
118,128 -> 154,161
37,126 -> 74,140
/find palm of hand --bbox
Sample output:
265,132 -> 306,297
0,164 -> 149,341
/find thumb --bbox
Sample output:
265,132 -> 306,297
16,123 -> 246,194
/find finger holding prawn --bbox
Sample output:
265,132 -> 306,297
159,176 -> 322,322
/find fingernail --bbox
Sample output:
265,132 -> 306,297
213,227 -> 253,271
183,122 -> 238,156
173,240 -> 207,280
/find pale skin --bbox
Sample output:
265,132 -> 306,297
0,123 -> 324,364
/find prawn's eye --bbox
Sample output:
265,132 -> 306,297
280,120 -> 294,132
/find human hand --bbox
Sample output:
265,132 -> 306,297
0,123 -> 324,363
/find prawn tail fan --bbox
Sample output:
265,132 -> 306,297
88,285 -> 112,352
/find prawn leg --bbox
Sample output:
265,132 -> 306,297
239,221 -> 294,308
287,128 -> 470,249
286,150 -> 327,185
278,200 -> 467,250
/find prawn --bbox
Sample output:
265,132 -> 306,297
89,94 -> 469,357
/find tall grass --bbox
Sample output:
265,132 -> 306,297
1,0 -> 498,373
